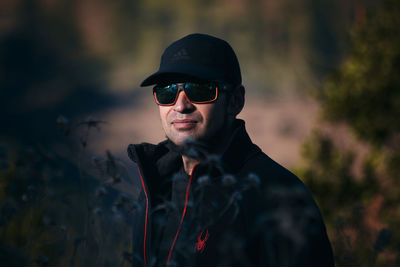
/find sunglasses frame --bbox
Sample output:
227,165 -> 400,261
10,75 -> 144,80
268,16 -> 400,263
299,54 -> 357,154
153,82 -> 230,106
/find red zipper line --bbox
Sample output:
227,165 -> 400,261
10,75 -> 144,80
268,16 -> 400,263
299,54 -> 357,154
138,167 -> 149,267
166,163 -> 200,266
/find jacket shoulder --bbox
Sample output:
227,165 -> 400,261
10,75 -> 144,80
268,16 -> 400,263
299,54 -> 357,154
238,152 -> 335,267
240,150 -> 305,188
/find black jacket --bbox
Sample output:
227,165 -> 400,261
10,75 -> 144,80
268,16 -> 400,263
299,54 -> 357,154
127,120 -> 334,267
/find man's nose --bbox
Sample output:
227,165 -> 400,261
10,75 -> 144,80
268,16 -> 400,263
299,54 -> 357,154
173,90 -> 195,113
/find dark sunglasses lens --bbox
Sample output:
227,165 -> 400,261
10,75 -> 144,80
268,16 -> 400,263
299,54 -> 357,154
154,84 -> 178,104
185,83 -> 217,102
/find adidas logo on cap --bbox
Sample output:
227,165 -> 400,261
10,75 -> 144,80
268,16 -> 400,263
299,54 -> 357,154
171,48 -> 191,61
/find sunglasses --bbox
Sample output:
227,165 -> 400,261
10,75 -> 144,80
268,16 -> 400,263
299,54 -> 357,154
153,82 -> 231,106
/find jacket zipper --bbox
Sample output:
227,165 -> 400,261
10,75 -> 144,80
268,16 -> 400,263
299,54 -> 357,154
138,163 -> 200,267
166,163 -> 199,266
138,167 -> 149,267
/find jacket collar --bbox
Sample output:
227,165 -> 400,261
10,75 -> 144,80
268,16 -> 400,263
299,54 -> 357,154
127,119 -> 261,183
220,119 -> 261,173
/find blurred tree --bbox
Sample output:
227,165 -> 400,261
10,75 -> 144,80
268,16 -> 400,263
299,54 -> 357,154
296,0 -> 400,266
0,0 -> 112,144
321,0 -> 400,146
98,0 -> 379,95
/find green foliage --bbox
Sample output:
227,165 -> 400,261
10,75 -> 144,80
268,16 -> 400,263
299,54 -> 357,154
296,0 -> 400,266
295,131 -> 387,266
298,131 -> 377,216
320,0 -> 400,146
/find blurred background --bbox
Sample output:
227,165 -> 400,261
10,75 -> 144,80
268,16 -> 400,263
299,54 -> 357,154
1,0 -> 399,266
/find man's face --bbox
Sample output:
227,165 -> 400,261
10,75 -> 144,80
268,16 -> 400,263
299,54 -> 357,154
158,83 -> 229,146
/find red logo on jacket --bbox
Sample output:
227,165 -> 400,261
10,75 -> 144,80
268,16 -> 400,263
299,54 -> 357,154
194,229 -> 209,253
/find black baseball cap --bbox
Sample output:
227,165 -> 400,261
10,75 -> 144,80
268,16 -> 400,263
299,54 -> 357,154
140,33 -> 242,87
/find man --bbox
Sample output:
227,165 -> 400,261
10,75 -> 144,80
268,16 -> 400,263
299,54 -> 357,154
128,33 -> 334,267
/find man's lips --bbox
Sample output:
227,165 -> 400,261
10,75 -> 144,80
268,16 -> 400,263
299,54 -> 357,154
172,119 -> 198,129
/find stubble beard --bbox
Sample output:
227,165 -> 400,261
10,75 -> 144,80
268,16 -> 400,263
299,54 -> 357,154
165,115 -> 234,155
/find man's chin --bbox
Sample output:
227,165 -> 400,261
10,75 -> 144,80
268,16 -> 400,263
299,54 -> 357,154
166,131 -> 201,146
169,136 -> 195,146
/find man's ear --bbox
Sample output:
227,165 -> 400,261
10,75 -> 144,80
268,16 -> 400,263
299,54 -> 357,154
227,85 -> 245,117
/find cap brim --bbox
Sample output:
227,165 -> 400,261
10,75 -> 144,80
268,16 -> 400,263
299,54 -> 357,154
140,64 -> 223,86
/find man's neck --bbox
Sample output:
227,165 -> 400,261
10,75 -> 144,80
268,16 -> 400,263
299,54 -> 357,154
182,155 -> 199,175
181,119 -> 237,175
